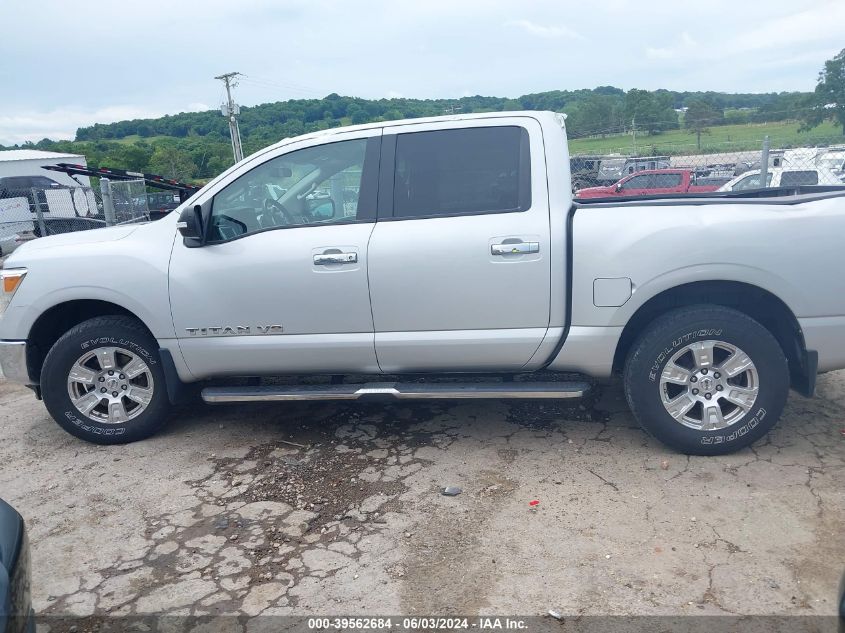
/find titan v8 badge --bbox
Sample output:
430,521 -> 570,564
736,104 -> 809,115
185,325 -> 284,336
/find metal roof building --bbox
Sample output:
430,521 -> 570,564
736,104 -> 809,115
0,149 -> 89,187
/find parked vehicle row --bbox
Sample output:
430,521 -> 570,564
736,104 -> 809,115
574,169 -> 725,199
571,145 -> 845,199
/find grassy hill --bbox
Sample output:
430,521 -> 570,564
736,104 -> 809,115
6,87 -> 841,182
569,120 -> 843,156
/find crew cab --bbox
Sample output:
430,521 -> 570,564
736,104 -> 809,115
575,169 -> 722,198
2,111 -> 845,455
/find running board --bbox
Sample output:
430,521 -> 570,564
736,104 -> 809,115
201,381 -> 590,404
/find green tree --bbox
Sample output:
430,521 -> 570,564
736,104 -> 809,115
685,98 -> 723,150
110,143 -> 154,172
568,93 -> 624,137
801,48 -> 845,135
624,89 -> 678,135
148,146 -> 197,181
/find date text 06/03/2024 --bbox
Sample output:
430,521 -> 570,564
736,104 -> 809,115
306,617 -> 529,630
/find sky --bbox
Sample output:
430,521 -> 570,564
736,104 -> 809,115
0,0 -> 843,145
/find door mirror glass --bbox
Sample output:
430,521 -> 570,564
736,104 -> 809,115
307,197 -> 336,220
177,204 -> 204,247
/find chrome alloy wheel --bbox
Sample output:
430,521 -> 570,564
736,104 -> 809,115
66,347 -> 154,424
659,340 -> 759,431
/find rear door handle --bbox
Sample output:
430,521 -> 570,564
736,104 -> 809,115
491,242 -> 539,256
314,252 -> 358,265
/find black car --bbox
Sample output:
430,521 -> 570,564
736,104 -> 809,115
0,499 -> 32,633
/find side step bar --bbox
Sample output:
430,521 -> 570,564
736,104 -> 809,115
201,381 -> 590,404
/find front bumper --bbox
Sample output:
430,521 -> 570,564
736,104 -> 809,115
0,341 -> 32,385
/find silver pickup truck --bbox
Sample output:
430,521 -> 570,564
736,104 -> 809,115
1,111 -> 844,454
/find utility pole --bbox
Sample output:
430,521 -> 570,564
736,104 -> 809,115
215,72 -> 244,163
760,135 -> 770,189
631,117 -> 637,156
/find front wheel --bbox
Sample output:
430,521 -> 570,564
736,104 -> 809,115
41,315 -> 171,444
624,305 -> 789,455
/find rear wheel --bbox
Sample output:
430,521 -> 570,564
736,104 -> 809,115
623,305 -> 789,455
41,316 -> 171,444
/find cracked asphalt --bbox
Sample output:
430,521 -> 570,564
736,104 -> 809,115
0,371 -> 843,620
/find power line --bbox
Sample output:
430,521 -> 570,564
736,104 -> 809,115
239,75 -> 326,98
215,72 -> 244,163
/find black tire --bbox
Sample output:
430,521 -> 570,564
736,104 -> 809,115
624,305 -> 789,455
41,315 -> 171,444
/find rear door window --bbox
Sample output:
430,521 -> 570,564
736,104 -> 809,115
731,173 -> 773,190
392,126 -> 531,219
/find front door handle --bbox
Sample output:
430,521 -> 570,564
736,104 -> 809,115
314,252 -> 358,265
491,242 -> 539,256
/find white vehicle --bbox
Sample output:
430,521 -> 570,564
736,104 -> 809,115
815,148 -> 845,177
717,166 -> 843,191
2,111 -> 845,455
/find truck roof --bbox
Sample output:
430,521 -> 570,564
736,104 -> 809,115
0,149 -> 85,162
281,110 -> 562,145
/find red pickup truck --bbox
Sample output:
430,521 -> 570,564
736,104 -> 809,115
575,169 -> 723,199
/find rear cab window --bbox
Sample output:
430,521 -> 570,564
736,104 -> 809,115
780,171 -> 819,187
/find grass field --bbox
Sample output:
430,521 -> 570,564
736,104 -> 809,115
112,134 -> 172,145
568,120 -> 844,156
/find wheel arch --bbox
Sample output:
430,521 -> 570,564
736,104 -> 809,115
27,299 -> 156,383
612,280 -> 815,395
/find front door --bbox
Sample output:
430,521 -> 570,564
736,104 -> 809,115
168,131 -> 382,379
367,118 -> 552,372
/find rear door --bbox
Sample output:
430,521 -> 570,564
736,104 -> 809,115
367,117 -> 551,372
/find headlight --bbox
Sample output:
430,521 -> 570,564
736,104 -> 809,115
0,269 -> 27,316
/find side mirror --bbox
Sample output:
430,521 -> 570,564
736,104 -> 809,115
308,198 -> 336,220
177,204 -> 204,247
615,183 -> 623,192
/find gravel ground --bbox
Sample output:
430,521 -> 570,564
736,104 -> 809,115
0,372 -> 843,622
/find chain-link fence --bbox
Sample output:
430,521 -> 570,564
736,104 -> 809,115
104,179 -> 150,225
0,185 -> 104,260
570,124 -> 845,199
0,178 -> 155,260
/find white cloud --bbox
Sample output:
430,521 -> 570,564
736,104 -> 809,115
646,32 -> 699,60
644,2 -> 845,65
0,104 -> 209,146
506,19 -> 584,40
0,0 -> 840,143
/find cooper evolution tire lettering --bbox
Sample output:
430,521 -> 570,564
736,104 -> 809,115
649,328 -> 723,382
80,337 -> 156,365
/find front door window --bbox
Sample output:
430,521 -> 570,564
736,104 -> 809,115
208,138 -> 371,242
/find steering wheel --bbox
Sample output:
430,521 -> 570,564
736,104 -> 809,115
263,197 -> 296,226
